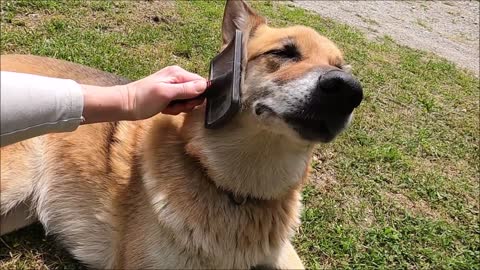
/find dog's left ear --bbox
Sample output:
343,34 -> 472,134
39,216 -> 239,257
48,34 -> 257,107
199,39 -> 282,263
221,0 -> 266,47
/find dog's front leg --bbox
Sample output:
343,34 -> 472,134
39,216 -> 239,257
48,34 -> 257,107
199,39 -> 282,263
251,241 -> 305,270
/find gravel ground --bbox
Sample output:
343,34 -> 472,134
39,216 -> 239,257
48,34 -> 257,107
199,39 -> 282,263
291,1 -> 479,76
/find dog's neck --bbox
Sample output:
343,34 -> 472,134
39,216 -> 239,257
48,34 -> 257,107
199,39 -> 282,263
182,109 -> 313,200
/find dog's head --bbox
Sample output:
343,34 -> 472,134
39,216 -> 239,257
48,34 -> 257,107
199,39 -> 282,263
221,0 -> 363,143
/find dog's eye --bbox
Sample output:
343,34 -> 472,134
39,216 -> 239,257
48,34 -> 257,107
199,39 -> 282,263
265,43 -> 301,61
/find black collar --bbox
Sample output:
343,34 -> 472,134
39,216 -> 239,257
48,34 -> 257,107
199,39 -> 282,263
189,153 -> 252,206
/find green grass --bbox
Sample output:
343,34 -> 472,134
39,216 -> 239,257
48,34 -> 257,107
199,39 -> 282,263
1,0 -> 479,269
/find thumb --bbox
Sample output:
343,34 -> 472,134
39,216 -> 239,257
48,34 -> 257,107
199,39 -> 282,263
168,79 -> 207,100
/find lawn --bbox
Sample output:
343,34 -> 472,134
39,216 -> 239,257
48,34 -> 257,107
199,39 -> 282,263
1,1 -> 478,269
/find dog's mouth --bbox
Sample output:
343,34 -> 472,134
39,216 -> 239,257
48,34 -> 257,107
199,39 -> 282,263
283,115 -> 334,142
254,103 -> 350,143
284,112 -> 350,143
254,104 -> 276,116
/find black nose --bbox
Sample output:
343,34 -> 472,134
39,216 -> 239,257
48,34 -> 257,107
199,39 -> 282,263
315,69 -> 363,114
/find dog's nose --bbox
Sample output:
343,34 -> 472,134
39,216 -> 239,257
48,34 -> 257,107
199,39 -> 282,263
316,69 -> 363,114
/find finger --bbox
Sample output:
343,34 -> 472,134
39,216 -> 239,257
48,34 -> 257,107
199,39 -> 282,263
163,98 -> 204,115
165,80 -> 207,100
187,98 -> 205,107
163,66 -> 205,83
174,70 -> 205,83
162,105 -> 184,115
182,100 -> 202,111
162,102 -> 191,115
183,104 -> 197,112
182,99 -> 204,112
180,102 -> 199,113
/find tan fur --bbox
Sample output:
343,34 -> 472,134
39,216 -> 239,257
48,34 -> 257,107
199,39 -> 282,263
0,1 -> 351,268
248,25 -> 344,82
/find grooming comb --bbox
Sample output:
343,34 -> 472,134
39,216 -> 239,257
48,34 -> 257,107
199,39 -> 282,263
170,30 -> 243,129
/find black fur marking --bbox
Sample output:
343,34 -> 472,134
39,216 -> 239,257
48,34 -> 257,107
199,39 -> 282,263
266,59 -> 281,73
105,121 -> 119,173
265,39 -> 302,62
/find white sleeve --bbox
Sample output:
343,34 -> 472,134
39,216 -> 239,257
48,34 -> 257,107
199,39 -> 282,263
0,71 -> 84,147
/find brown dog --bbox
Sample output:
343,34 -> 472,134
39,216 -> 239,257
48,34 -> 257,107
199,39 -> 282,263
0,1 -> 362,268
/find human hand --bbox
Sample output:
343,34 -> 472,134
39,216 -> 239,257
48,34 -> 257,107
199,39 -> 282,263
122,65 -> 207,120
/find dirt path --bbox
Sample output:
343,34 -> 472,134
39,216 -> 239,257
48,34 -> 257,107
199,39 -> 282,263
291,1 -> 479,76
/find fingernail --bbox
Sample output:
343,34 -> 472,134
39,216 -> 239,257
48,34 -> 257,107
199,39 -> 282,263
195,80 -> 206,93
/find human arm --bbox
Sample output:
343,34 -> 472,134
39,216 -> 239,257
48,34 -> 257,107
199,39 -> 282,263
0,66 -> 206,147
80,65 -> 207,124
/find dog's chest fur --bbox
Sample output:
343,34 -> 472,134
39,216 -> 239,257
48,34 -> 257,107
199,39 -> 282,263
114,115 -> 303,268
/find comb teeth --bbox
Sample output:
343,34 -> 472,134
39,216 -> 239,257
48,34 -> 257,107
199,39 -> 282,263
206,80 -> 213,89
204,72 -> 233,98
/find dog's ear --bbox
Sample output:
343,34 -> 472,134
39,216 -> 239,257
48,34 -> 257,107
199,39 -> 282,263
221,0 -> 266,46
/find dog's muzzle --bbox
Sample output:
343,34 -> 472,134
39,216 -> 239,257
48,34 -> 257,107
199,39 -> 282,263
285,68 -> 363,142
315,69 -> 363,113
